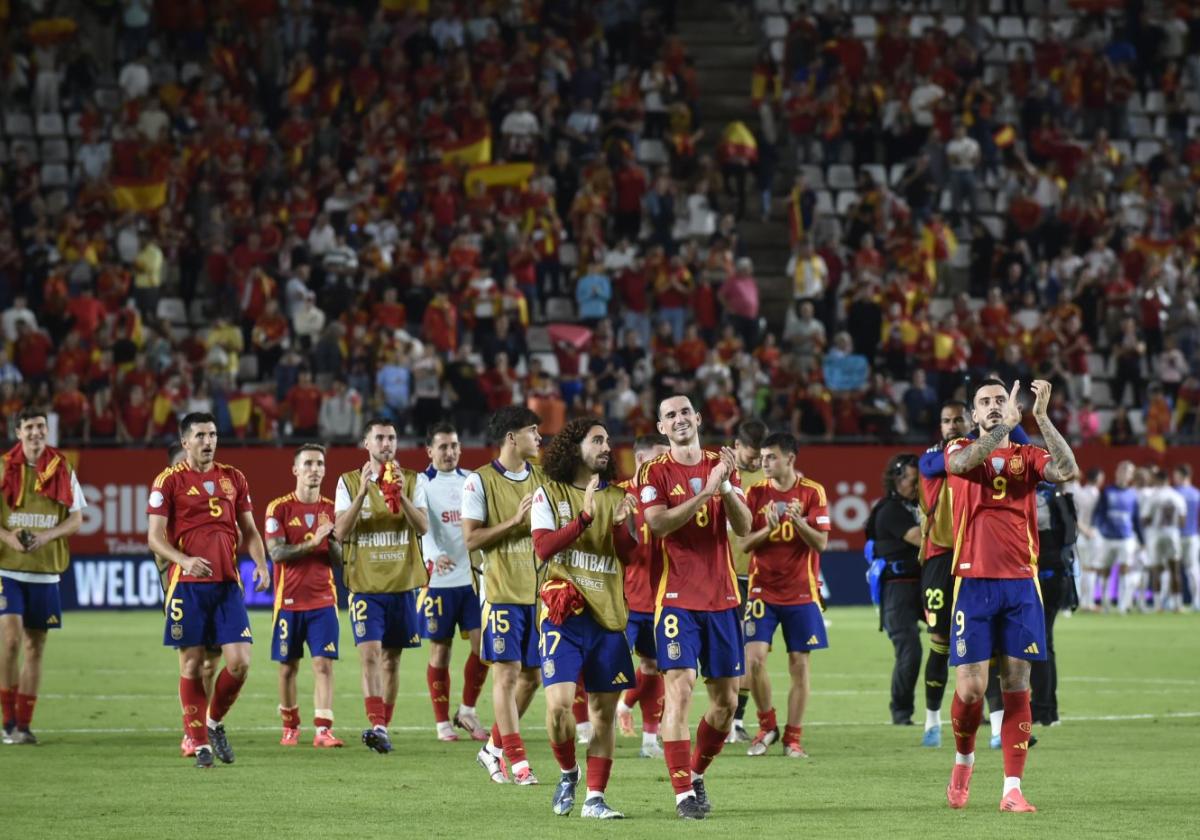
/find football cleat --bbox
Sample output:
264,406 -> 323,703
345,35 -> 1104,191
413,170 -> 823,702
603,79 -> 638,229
747,727 -> 779,756
783,741 -> 809,759
990,734 -> 1001,750
922,727 -> 942,748
692,778 -> 712,814
280,727 -> 300,747
581,796 -> 625,819
2,723 -> 14,744
194,745 -> 214,769
617,707 -> 636,737
675,795 -> 706,820
453,710 -> 489,742
180,735 -> 197,757
208,724 -> 233,763
362,727 -> 393,754
9,727 -> 37,745
947,763 -> 973,809
514,767 -> 540,786
313,729 -> 344,748
724,724 -> 749,744
999,789 -> 1037,813
552,770 -> 579,815
477,747 -> 510,783
639,742 -> 664,759
438,729 -> 460,742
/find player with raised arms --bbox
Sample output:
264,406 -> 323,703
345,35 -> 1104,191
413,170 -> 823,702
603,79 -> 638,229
333,417 -> 429,754
0,406 -> 86,745
147,412 -> 270,768
615,433 -> 670,758
739,431 -> 831,758
639,395 -> 753,820
265,444 -> 344,748
415,422 -> 490,742
943,380 -> 1078,812
462,406 -> 544,785
532,418 -> 638,819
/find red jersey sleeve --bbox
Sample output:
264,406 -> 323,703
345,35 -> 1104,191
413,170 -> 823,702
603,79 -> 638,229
639,459 -> 671,509
233,468 -> 253,514
1022,445 -> 1051,484
264,497 -> 287,541
804,481 -> 832,531
147,468 -> 176,519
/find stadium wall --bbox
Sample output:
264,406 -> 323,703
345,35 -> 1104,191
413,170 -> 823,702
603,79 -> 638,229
57,444 -> 1196,610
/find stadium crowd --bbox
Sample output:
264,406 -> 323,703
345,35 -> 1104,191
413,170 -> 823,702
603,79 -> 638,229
0,0 -> 1197,450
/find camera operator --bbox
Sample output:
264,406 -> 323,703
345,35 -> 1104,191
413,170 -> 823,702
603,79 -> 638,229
1030,481 -> 1078,727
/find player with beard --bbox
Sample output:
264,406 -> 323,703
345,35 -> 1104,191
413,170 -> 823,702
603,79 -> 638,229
639,395 -> 753,820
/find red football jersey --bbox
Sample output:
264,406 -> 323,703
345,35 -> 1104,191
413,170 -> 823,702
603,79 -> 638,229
148,461 -> 254,583
745,477 -> 831,605
920,470 -> 948,557
264,493 -> 337,612
639,451 -> 742,612
945,440 -> 1050,579
617,478 -> 656,614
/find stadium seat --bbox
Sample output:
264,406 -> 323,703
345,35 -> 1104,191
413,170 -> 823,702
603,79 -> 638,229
888,163 -> 906,187
908,15 -> 933,37
558,241 -> 578,270
835,191 -> 858,215
526,326 -> 551,353
861,164 -> 886,187
40,138 -> 69,163
65,111 -> 84,138
1134,141 -> 1161,164
9,137 -> 37,161
44,190 -> 69,216
827,164 -> 855,190
40,163 -> 69,188
1112,139 -> 1132,160
544,297 -> 575,322
1086,352 -> 1107,375
35,113 -> 65,137
1128,115 -> 1152,138
686,193 -> 716,237
852,16 -> 876,39
753,0 -> 781,13
1091,380 -> 1113,407
814,189 -> 834,215
943,16 -> 964,37
763,15 -> 788,40
997,16 -> 1025,39
1126,92 -> 1144,114
4,110 -> 33,137
979,215 -> 1004,239
237,355 -> 259,383
637,138 -> 668,166
156,297 -> 189,327
798,163 -> 825,189
1143,90 -> 1165,115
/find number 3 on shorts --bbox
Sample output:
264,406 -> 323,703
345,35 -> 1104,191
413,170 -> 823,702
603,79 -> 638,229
662,614 -> 679,638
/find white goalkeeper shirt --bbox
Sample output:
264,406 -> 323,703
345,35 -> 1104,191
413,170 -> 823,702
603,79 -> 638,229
416,466 -> 472,588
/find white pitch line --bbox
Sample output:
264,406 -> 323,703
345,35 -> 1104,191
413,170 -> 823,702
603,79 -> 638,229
25,711 -> 1200,735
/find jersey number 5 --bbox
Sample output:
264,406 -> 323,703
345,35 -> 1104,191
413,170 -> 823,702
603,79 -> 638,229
208,498 -> 222,517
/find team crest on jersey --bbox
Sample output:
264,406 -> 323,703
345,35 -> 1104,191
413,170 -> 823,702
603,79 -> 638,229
956,638 -> 966,658
775,501 -> 788,518
493,638 -> 506,655
990,457 -> 1005,474
1009,454 -> 1025,476
667,641 -> 682,660
318,512 -> 332,526
220,478 -> 235,498
305,513 -> 315,528
203,481 -> 216,496
543,658 -> 555,678
279,642 -> 288,658
171,623 -> 183,640
688,478 -> 703,496
355,621 -> 366,638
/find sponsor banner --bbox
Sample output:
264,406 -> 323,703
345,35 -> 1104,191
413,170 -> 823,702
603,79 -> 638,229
62,444 -> 1194,556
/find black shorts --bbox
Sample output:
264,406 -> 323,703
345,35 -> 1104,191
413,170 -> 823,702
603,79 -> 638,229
737,576 -> 750,607
920,552 -> 954,636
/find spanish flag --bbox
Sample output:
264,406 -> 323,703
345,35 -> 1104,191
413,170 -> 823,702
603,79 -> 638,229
28,17 -> 77,45
287,65 -> 315,105
227,393 -> 253,438
111,176 -> 167,212
387,156 -> 407,194
993,124 -> 1016,148
211,45 -> 238,81
442,134 -> 492,167
151,393 -> 175,429
718,121 -> 758,164
464,162 -> 535,194
751,66 -> 781,106
320,79 -> 343,114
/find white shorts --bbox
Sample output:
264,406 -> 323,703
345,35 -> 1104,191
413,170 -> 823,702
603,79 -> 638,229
1075,534 -> 1101,570
1149,528 -> 1182,568
1097,537 -> 1138,571
1182,535 -> 1200,569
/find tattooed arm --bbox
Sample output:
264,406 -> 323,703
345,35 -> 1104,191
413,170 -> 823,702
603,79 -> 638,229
1030,380 -> 1079,483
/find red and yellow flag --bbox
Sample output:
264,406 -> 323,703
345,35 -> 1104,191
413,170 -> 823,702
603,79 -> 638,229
287,65 -> 315,105
111,177 -> 167,212
464,162 -> 534,194
442,134 -> 492,167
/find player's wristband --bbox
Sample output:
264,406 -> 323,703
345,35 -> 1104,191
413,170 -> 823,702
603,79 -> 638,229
579,511 -> 594,528
720,480 -> 734,495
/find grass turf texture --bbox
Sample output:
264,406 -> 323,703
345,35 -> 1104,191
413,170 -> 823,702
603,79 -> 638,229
1,607 -> 1196,838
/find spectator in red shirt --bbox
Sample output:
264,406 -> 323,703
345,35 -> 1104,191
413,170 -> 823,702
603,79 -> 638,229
718,256 -> 761,348
705,381 -> 741,437
372,287 -> 407,333
52,375 -> 89,440
675,325 -> 708,374
87,384 -> 118,442
479,351 -> 517,412
13,321 -> 53,383
613,158 -> 648,241
118,384 -> 152,443
284,369 -> 323,436
53,331 -> 90,380
252,299 -> 290,376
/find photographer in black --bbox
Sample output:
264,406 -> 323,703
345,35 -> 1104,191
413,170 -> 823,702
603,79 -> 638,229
867,454 -> 924,726
1030,482 -> 1079,726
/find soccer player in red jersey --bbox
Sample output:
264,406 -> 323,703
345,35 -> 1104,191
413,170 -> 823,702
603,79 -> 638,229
739,432 -> 831,759
944,380 -> 1078,812
615,434 -> 669,758
147,412 -> 270,769
639,395 -> 752,820
265,444 -> 344,748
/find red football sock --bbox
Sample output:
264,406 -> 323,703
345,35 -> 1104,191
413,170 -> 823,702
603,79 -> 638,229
427,665 -> 451,723
572,677 -> 589,725
784,724 -> 803,745
622,670 -> 645,707
207,668 -> 244,723
951,694 -> 984,756
550,737 -> 577,772
280,705 -> 301,729
586,755 -> 613,794
501,732 -> 528,770
640,673 -> 664,734
313,715 -> 333,730
1001,690 -> 1033,779
690,718 -> 729,776
0,687 -> 15,725
14,692 -> 36,729
179,677 -> 209,746
663,738 -> 694,794
462,653 -> 488,707
365,695 -> 386,728
383,702 -> 395,726
757,707 -> 778,733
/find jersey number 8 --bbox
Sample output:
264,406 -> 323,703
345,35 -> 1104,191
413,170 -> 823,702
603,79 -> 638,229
695,504 -> 709,528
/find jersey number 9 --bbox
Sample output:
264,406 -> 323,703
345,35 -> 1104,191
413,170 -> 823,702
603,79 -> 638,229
991,476 -> 1007,501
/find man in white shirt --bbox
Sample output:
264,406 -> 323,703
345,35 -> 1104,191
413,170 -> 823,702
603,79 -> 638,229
1069,468 -> 1103,610
946,122 -> 980,227
1144,468 -> 1187,611
908,75 -> 944,128
1,295 -> 37,344
501,98 -> 540,161
118,57 -> 151,101
415,424 -> 490,743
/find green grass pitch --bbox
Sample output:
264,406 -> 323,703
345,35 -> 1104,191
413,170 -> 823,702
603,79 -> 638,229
1,607 -> 1196,838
